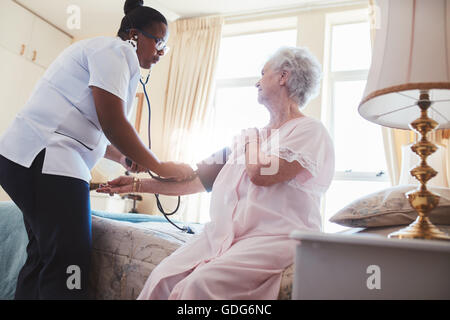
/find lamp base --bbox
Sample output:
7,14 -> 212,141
388,91 -> 450,242
388,216 -> 450,240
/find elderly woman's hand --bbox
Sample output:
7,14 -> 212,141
96,176 -> 135,194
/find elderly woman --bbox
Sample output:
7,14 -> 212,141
98,46 -> 335,299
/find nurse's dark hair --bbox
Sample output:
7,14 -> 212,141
117,0 -> 167,40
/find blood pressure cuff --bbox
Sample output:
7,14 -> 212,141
195,147 -> 231,192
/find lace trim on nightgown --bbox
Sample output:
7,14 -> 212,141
263,147 -> 321,194
276,147 -> 318,177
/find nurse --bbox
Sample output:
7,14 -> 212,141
0,0 -> 193,299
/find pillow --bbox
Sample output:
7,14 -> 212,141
329,185 -> 450,228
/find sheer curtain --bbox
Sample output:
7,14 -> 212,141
369,0 -> 450,186
159,16 -> 224,222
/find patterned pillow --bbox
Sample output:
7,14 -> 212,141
329,185 -> 450,227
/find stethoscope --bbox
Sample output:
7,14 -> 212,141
125,71 -> 195,234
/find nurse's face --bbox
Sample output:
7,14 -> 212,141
134,22 -> 169,69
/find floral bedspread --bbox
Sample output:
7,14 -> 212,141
89,215 -> 294,300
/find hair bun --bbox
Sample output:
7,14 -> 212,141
124,0 -> 144,15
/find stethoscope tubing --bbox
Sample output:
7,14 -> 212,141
135,73 -> 195,234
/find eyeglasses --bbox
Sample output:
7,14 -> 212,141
135,28 -> 170,54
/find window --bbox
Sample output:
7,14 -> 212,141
321,13 -> 391,233
190,12 -> 389,229
209,28 -> 298,153
196,27 -> 298,162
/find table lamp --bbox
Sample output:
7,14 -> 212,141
359,0 -> 450,240
399,143 -> 449,187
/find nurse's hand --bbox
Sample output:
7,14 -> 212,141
96,176 -> 134,194
157,161 -> 195,182
119,155 -> 147,173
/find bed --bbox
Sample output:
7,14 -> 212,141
0,201 -> 294,300
89,212 -> 296,300
1,183 -> 449,300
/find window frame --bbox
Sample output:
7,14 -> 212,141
321,9 -> 391,231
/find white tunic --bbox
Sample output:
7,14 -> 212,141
0,37 -> 140,182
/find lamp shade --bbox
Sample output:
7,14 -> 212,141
359,0 -> 450,129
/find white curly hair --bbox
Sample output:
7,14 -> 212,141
267,46 -> 322,108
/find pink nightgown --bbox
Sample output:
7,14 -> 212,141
137,116 -> 335,300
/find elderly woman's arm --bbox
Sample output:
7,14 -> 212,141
245,139 -> 311,187
139,177 -> 206,196
96,175 -> 206,196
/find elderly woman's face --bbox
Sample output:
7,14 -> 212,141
255,62 -> 280,105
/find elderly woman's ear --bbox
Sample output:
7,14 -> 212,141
279,70 -> 289,85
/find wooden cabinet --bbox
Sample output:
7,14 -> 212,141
17,54 -> 46,108
0,1 -> 73,201
28,18 -> 72,68
0,44 -> 45,136
0,0 -> 35,57
0,0 -> 72,69
0,0 -> 72,136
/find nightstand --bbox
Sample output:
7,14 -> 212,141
121,194 -> 143,213
90,192 -> 133,213
290,231 -> 450,299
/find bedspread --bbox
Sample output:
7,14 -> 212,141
0,201 -> 293,299
89,215 -> 294,300
0,202 -> 28,299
